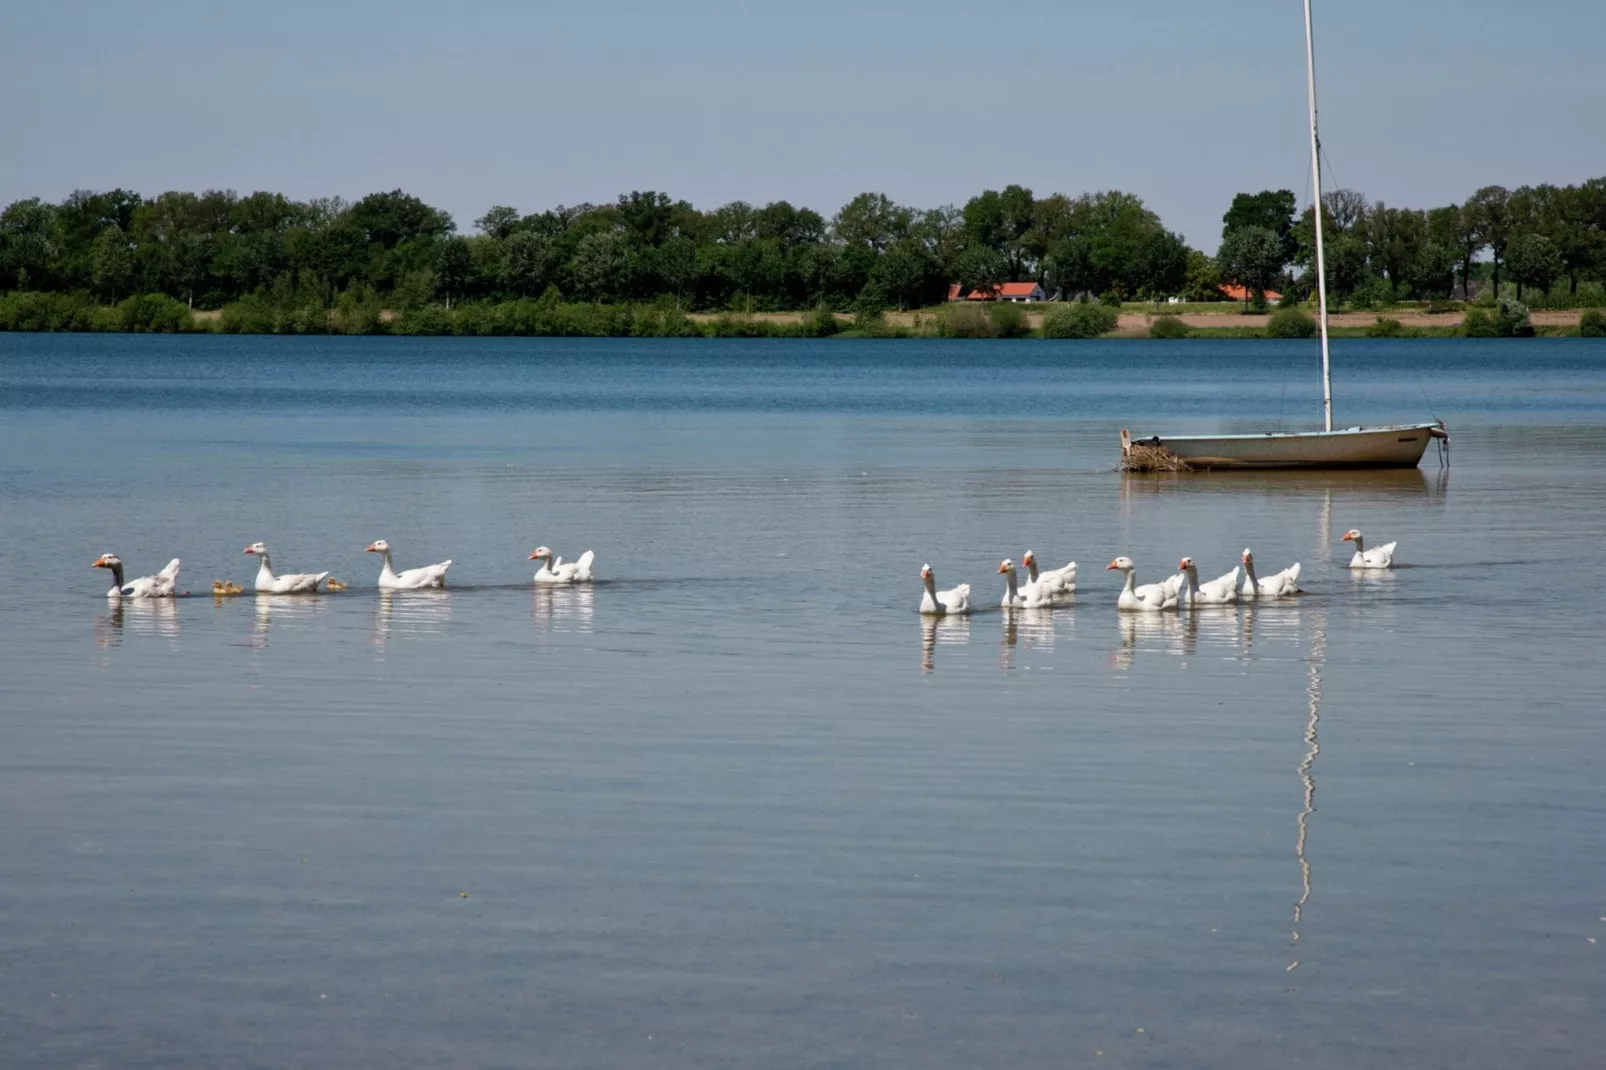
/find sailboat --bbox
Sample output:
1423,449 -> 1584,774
1120,0 -> 1448,470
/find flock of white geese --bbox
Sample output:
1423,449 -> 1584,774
90,540 -> 598,598
919,530 -> 1397,616
90,530 -> 1399,613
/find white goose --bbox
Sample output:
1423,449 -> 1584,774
529,546 -> 596,585
366,539 -> 451,589
919,563 -> 972,616
244,542 -> 330,594
1176,556 -> 1239,605
1342,529 -> 1397,570
1106,556 -> 1179,612
92,554 -> 180,599
998,558 -> 1053,609
1021,550 -> 1076,602
1240,548 -> 1301,599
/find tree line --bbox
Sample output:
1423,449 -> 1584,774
1,178 -> 1604,315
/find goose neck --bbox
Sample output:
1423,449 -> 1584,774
107,561 -> 124,592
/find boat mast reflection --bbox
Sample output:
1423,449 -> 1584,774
1290,611 -> 1323,971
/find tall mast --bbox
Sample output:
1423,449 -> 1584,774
1304,0 -> 1333,432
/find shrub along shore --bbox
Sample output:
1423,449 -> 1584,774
0,289 -> 1599,340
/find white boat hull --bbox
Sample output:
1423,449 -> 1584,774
1123,424 -> 1446,469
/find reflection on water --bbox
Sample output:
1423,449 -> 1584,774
532,586 -> 595,635
1111,611 -> 1192,671
1110,606 -> 1252,671
94,598 -> 181,647
919,614 -> 971,673
999,607 -> 1062,672
1240,604 -> 1306,655
1291,613 -> 1325,972
1121,465 -> 1447,502
249,594 -> 330,650
373,590 -> 453,652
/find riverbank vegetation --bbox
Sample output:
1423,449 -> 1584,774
2,177 -> 1603,337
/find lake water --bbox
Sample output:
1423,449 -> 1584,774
2,334 -> 1604,1069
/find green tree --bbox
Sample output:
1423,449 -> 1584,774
955,246 -> 1009,296
1216,225 -> 1284,308
1407,240 -> 1457,299
1131,229 -> 1189,299
1366,203 -> 1425,297
833,192 -> 908,253
1323,235 -> 1371,302
1465,185 -> 1512,297
1042,237 -> 1093,299
502,231 -> 557,297
1427,204 -> 1480,298
566,231 -> 631,303
89,224 -> 134,302
1182,248 -> 1222,302
475,205 -> 521,240
872,238 -> 940,310
1222,189 -> 1298,262
959,184 -> 1036,280
1504,232 -> 1560,301
435,237 -> 475,307
347,190 -> 454,250
0,198 -> 63,291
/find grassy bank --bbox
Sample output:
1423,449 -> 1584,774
0,291 -> 1594,340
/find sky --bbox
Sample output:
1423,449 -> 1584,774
2,0 -> 1602,251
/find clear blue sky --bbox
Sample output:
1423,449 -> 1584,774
2,0 -> 1601,250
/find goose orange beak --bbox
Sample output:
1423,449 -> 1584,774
528,551 -> 541,560
998,563 -> 1009,574
91,556 -> 108,568
1341,532 -> 1355,542
243,546 -> 256,554
1105,559 -> 1120,570
365,543 -> 379,552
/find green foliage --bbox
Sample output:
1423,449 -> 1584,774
1266,308 -> 1318,338
1216,225 -> 1284,307
799,305 -> 841,337
1098,290 -> 1122,308
1222,189 -> 1298,263
1461,308 -> 1496,337
1426,299 -> 1464,314
0,291 -> 100,331
6,173 -> 1606,334
1148,314 -> 1189,339
936,303 -> 997,338
1462,299 -> 1532,338
1580,309 -> 1606,337
1365,317 -> 1415,338
1041,302 -> 1118,339
1505,232 -> 1561,301
1494,298 -> 1534,337
986,302 -> 1030,339
116,293 -> 192,332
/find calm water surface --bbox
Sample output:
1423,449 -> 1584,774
2,335 -> 1604,1068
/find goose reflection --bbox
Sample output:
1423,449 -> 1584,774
1110,610 -> 1196,671
1240,602 -> 1305,656
95,598 -> 180,648
532,585 -> 595,634
919,613 -> 971,673
373,589 -> 453,651
250,593 -> 328,650
999,606 -> 1059,672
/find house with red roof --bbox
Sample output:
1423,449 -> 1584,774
952,281 -> 1047,303
1218,283 -> 1283,303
